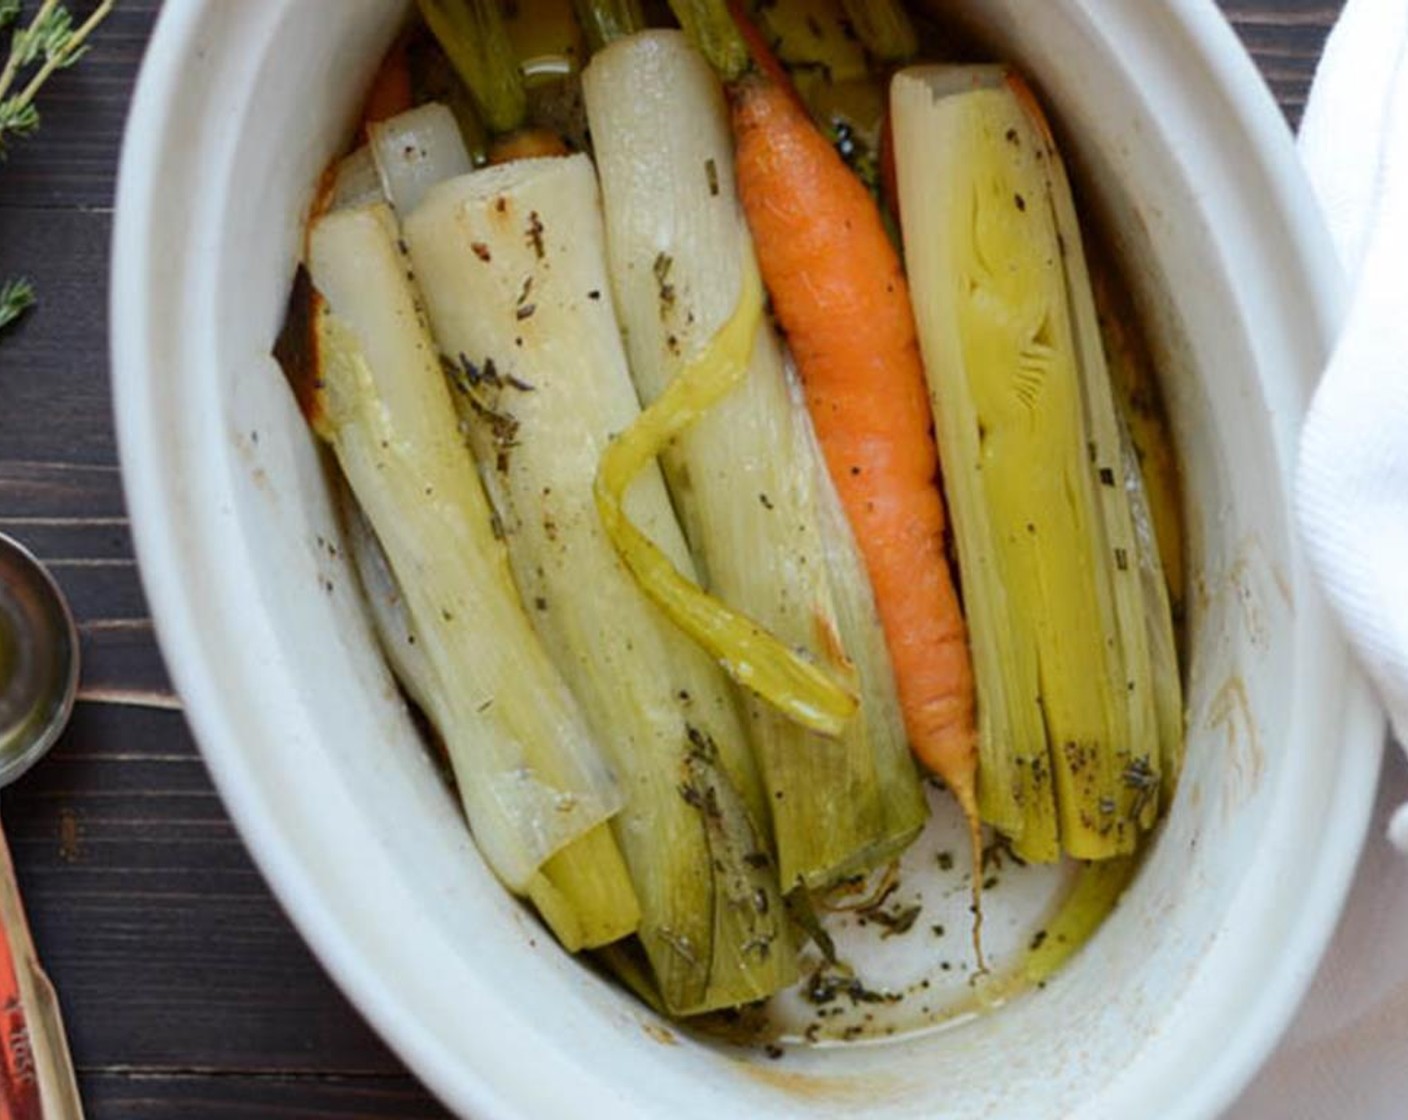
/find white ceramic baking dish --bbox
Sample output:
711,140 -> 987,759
110,2 -> 1384,1117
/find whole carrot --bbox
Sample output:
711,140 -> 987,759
722,3 -> 982,938
360,36 -> 414,133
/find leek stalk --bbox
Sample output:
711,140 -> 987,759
664,0 -> 747,81
574,0 -> 645,51
892,66 -> 1182,861
404,156 -> 798,1014
756,0 -> 868,82
416,0 -> 527,134
341,495 -> 636,952
584,30 -> 925,891
593,267 -> 859,740
300,203 -> 639,946
840,0 -> 918,61
367,103 -> 473,217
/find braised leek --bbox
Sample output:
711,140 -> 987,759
584,30 -> 925,891
300,204 -> 639,946
403,156 -> 798,1015
416,0 -> 526,133
368,102 -> 473,216
840,0 -> 918,61
892,66 -> 1182,861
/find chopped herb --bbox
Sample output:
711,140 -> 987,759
827,119 -> 880,193
526,210 -> 545,258
653,251 -> 675,312
685,723 -> 719,764
705,157 -> 719,197
803,967 -> 902,1008
873,902 -> 922,938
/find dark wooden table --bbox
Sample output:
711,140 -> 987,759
0,2 -> 1345,1116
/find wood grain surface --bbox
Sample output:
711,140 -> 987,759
0,2 -> 1344,1116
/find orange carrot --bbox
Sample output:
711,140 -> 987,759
361,38 -> 414,135
725,4 -> 983,949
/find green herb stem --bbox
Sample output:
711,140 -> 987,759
0,0 -> 114,154
0,276 -> 34,331
0,0 -> 59,105
12,0 -> 112,109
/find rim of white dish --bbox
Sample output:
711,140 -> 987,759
110,3 -> 1385,1119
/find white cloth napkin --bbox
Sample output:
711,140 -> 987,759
1296,0 -> 1408,847
1229,2 -> 1408,1116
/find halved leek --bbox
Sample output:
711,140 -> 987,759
301,204 -> 639,946
893,66 -> 1181,861
403,156 -> 797,1014
584,30 -> 925,891
1092,251 -> 1187,626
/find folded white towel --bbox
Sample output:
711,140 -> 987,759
1231,2 -> 1408,1116
1296,0 -> 1408,847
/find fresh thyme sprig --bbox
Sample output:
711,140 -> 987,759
0,277 -> 34,329
0,1 -> 113,333
0,0 -> 112,152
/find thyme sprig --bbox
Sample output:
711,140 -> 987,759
0,0 -> 112,150
0,277 -> 34,329
0,1 -> 113,333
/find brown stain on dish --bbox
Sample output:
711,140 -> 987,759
642,1021 -> 680,1047
735,1059 -> 898,1105
1208,676 -> 1263,808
